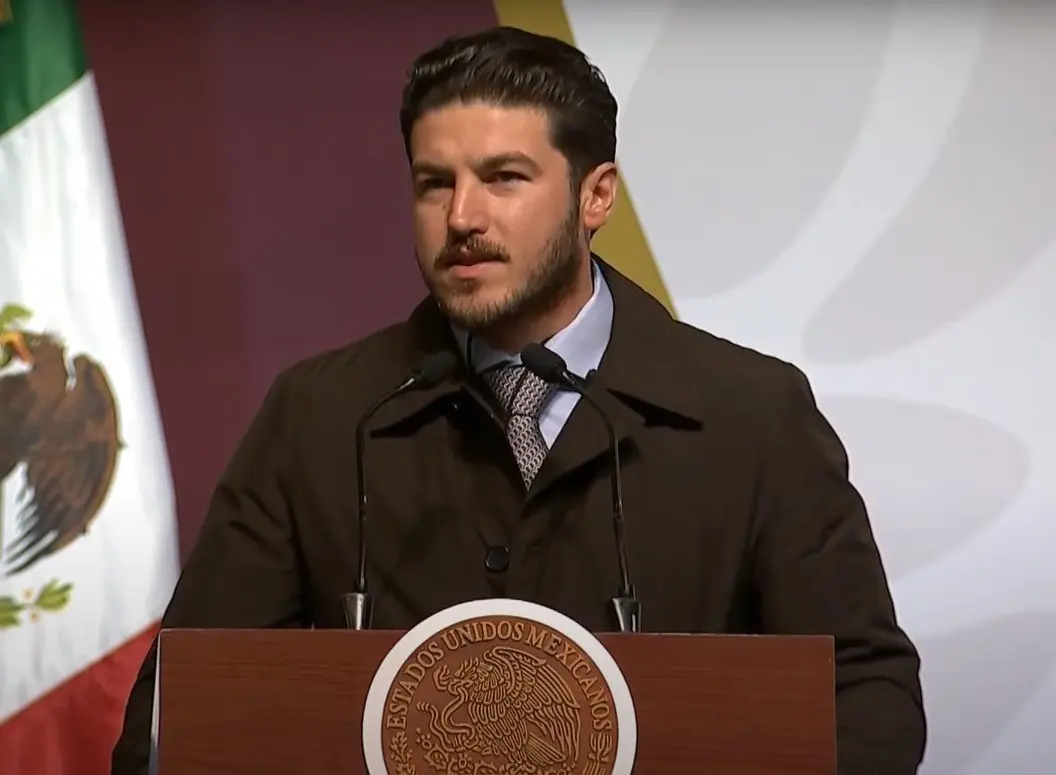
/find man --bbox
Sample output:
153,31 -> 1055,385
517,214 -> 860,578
111,26 -> 926,775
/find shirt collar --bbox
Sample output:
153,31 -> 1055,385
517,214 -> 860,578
451,259 -> 613,379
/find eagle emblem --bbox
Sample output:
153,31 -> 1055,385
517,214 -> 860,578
372,609 -> 626,775
417,644 -> 583,774
0,303 -> 123,627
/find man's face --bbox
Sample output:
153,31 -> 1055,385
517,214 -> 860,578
409,102 -> 587,337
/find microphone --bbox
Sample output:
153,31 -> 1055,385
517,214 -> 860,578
520,343 -> 641,634
345,350 -> 457,630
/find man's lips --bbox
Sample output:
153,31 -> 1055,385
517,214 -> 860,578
441,253 -> 503,268
442,256 -> 505,279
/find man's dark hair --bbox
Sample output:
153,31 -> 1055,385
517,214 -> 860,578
399,26 -> 617,189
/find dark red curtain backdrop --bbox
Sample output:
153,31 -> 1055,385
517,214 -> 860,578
76,2 -> 499,559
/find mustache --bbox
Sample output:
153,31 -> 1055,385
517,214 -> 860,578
434,238 -> 510,268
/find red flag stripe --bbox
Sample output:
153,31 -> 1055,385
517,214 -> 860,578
0,623 -> 158,775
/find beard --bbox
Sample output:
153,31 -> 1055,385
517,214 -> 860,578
420,202 -> 584,335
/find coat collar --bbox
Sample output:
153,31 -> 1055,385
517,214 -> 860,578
371,257 -> 706,433
588,258 -> 704,425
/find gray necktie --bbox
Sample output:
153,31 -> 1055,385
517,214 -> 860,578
481,363 -> 557,487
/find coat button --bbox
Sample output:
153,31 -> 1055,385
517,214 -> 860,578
484,545 -> 510,573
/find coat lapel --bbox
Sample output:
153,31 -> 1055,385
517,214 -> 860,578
527,259 -> 705,504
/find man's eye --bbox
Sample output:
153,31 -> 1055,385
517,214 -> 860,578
491,171 -> 526,183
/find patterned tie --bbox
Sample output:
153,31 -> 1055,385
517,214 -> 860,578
481,363 -> 558,487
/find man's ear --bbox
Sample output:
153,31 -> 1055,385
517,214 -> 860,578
581,162 -> 619,232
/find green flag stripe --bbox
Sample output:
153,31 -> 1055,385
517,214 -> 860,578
0,0 -> 87,137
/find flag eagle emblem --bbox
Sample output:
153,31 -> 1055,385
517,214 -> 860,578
0,303 -> 124,585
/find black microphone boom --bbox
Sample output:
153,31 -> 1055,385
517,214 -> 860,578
520,343 -> 641,633
345,350 -> 457,630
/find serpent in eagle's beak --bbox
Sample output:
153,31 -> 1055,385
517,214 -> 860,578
0,330 -> 33,364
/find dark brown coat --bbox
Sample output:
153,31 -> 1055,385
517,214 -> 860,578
111,261 -> 925,774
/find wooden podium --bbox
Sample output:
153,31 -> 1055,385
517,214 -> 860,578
151,615 -> 836,774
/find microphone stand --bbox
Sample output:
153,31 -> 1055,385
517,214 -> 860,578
344,352 -> 456,630
522,344 -> 642,633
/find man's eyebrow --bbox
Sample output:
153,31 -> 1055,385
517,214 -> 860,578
411,160 -> 449,177
411,152 -> 542,177
474,152 -> 542,174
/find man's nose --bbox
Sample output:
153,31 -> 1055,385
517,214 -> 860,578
446,180 -> 489,235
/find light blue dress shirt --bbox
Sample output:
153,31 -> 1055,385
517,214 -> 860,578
451,260 -> 614,448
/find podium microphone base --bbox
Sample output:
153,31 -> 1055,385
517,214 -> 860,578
341,592 -> 373,630
611,596 -> 641,633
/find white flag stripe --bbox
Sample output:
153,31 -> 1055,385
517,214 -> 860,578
0,73 -> 179,721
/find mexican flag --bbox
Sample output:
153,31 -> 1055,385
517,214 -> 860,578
0,1 -> 180,773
